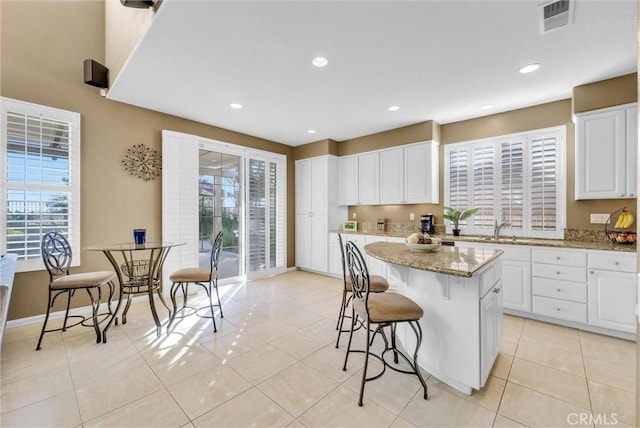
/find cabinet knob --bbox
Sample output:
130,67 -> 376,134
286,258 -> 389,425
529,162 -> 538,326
630,193 -> 635,197
556,256 -> 561,260
493,288 -> 501,294
614,261 -> 619,265
556,307 -> 561,312
556,288 -> 561,292
556,271 -> 561,275
620,193 -> 625,197
589,270 -> 594,274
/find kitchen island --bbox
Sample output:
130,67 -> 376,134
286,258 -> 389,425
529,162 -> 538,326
364,242 -> 503,395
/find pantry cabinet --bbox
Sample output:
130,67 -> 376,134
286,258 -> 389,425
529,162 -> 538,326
575,103 -> 637,199
295,156 -> 346,273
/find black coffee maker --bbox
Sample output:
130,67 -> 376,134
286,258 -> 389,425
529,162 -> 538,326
421,213 -> 435,235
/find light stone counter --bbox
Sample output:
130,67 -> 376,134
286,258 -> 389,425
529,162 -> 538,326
364,242 -> 502,278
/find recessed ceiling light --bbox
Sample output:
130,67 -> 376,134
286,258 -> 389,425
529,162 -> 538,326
230,103 -> 243,109
387,105 -> 400,111
480,104 -> 495,110
307,129 -> 317,134
312,57 -> 328,67
519,63 -> 541,74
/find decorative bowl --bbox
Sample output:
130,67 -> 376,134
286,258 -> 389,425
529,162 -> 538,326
405,242 -> 440,252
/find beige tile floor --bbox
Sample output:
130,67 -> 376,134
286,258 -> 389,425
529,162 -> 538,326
0,270 -> 636,427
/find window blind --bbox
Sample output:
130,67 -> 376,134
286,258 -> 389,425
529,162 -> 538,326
1,98 -> 80,272
444,127 -> 564,238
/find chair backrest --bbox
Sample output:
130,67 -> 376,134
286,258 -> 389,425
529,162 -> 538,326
337,233 -> 348,286
210,230 -> 223,272
41,232 -> 72,280
345,241 -> 371,304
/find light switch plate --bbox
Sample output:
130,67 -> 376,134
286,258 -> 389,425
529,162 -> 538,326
590,213 -> 610,224
410,213 -> 415,220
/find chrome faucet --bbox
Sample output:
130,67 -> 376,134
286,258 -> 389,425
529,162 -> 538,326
493,219 -> 511,240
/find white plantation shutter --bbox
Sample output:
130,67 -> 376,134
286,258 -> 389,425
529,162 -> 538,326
500,140 -> 524,230
447,147 -> 470,228
1,98 -> 80,272
445,127 -> 564,238
162,130 -> 200,294
472,144 -> 495,229
530,134 -> 558,233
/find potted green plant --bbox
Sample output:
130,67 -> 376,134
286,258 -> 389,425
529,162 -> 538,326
443,206 -> 478,236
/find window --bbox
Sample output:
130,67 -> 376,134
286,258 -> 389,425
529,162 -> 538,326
1,98 -> 81,272
444,127 -> 565,239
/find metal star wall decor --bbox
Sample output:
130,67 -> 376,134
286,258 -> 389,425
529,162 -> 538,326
121,143 -> 161,181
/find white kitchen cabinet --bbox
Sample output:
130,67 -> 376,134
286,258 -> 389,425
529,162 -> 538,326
532,248 -> 587,324
295,156 -> 346,273
379,142 -> 439,205
587,251 -> 637,334
338,155 -> 358,205
358,152 -> 380,205
480,279 -> 503,386
575,103 -> 637,199
328,233 -> 343,276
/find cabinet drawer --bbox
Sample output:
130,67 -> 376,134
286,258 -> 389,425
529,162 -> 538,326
533,296 -> 587,323
588,251 -> 637,273
532,277 -> 587,303
532,263 -> 586,283
532,249 -> 586,267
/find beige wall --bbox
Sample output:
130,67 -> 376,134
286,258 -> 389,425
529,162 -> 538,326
573,73 -> 637,114
1,1 -> 294,320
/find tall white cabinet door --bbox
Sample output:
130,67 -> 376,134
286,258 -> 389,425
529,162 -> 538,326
295,214 -> 312,269
379,148 -> 404,204
575,108 -> 626,199
358,152 -> 380,205
588,269 -> 637,333
338,155 -> 358,205
404,142 -> 439,203
311,157 -> 328,214
310,214 -> 328,271
296,159 -> 312,214
626,106 -> 637,197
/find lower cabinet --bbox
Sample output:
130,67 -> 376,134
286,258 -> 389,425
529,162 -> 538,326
588,251 -> 637,334
480,279 -> 503,385
296,214 -> 328,272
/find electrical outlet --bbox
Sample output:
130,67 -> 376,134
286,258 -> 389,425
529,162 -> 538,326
410,213 -> 415,221
590,213 -> 610,224
352,212 -> 356,219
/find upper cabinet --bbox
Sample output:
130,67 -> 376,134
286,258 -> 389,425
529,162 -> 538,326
339,141 -> 439,206
575,103 -> 637,200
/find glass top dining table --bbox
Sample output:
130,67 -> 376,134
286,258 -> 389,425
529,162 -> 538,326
86,241 -> 185,337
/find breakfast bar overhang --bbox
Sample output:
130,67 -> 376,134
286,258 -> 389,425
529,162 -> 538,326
364,242 -> 504,395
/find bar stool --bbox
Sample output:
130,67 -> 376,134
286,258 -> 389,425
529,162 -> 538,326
342,241 -> 428,406
335,233 -> 389,348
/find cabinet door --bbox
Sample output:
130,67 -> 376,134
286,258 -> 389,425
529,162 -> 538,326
363,235 -> 386,278
626,106 -> 637,197
404,142 -> 439,204
295,160 -> 312,214
588,269 -> 637,334
328,233 -> 343,276
379,147 -> 404,204
358,152 -> 380,205
310,214 -> 328,272
338,156 -> 358,205
295,214 -> 311,268
480,281 -> 503,386
575,108 -> 626,199
502,260 -> 531,312
311,157 -> 328,215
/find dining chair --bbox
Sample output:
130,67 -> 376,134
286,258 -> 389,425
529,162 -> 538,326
167,230 -> 224,332
342,241 -> 428,406
36,232 -> 116,350
335,233 -> 389,348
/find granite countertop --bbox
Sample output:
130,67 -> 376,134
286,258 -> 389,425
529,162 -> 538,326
364,242 -> 503,278
331,230 -> 637,253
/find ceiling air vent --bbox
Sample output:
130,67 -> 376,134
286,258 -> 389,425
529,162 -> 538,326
539,0 -> 573,33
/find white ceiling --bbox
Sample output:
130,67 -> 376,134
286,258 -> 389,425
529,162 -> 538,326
108,0 -> 638,147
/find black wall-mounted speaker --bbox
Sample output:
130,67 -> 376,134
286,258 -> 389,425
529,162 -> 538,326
83,59 -> 109,89
120,0 -> 155,8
